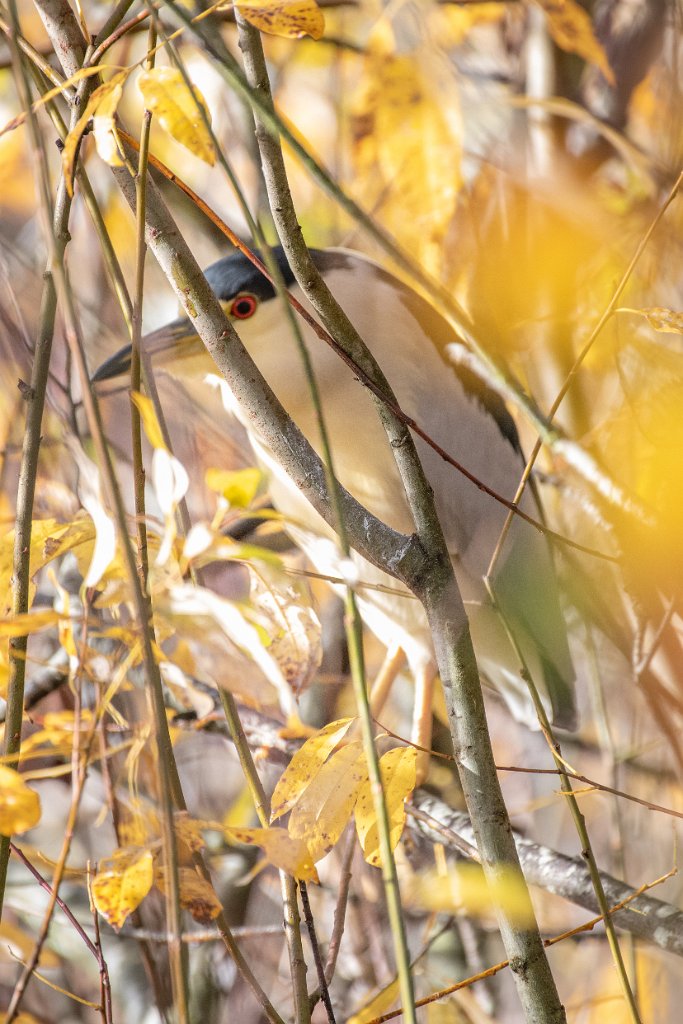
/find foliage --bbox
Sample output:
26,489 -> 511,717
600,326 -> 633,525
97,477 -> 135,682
1,0 -> 682,1022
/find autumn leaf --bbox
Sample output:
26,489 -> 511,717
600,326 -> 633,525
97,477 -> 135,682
236,0 -> 324,40
62,71 -> 130,195
270,717 -> 355,821
0,609 -> 61,637
205,467 -> 263,507
250,577 -> 322,698
225,824 -> 318,880
138,67 -> 216,165
405,862 -> 536,926
288,742 -> 368,862
92,73 -> 125,167
156,867 -> 222,923
92,849 -> 154,931
354,746 -> 417,867
131,391 -> 168,452
534,0 -> 614,85
0,767 -> 41,835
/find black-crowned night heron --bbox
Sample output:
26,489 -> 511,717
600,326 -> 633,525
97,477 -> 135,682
95,246 -> 576,780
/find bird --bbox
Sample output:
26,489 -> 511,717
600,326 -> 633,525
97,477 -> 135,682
94,245 -> 576,781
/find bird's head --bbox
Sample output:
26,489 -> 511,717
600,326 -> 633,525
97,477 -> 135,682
92,246 -> 308,385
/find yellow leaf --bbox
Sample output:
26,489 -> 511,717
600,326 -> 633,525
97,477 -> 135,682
225,824 -> 318,880
534,0 -> 614,85
130,391 -> 167,451
205,467 -> 263,507
0,767 -> 41,836
138,67 -> 215,165
92,848 -> 154,931
62,71 -> 130,195
270,717 -> 355,820
404,862 -> 536,927
348,979 -> 400,1024
92,73 -> 125,167
236,0 -> 324,40
156,867 -> 222,923
349,54 -> 461,273
289,742 -> 368,862
0,65 -> 119,142
354,746 -> 417,867
174,813 -> 207,854
0,922 -> 59,967
0,609 -> 61,637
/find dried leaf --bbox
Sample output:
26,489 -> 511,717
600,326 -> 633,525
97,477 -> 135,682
288,742 -> 368,862
236,0 -> 324,40
622,306 -> 683,334
156,867 -> 222,923
0,766 -> 41,835
138,67 -> 216,165
535,0 -> 614,84
354,746 -> 417,867
270,717 -> 355,821
251,578 -> 322,698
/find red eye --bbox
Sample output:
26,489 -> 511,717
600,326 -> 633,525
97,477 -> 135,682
230,294 -> 258,320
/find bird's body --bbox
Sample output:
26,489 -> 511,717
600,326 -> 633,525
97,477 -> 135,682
95,246 -> 576,730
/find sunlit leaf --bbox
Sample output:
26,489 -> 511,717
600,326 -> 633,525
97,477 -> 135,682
131,391 -> 168,451
270,717 -> 355,821
534,0 -> 614,84
92,848 -> 154,931
155,581 -> 294,714
349,52 -> 461,273
0,609 -> 61,637
62,71 -> 130,194
138,67 -> 215,165
251,577 -> 322,698
348,979 -> 400,1024
225,824 -> 318,880
289,742 -> 368,861
354,746 -> 417,866
205,467 -> 263,507
404,862 -> 535,926
236,0 -> 324,40
92,73 -> 125,167
0,767 -> 41,835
